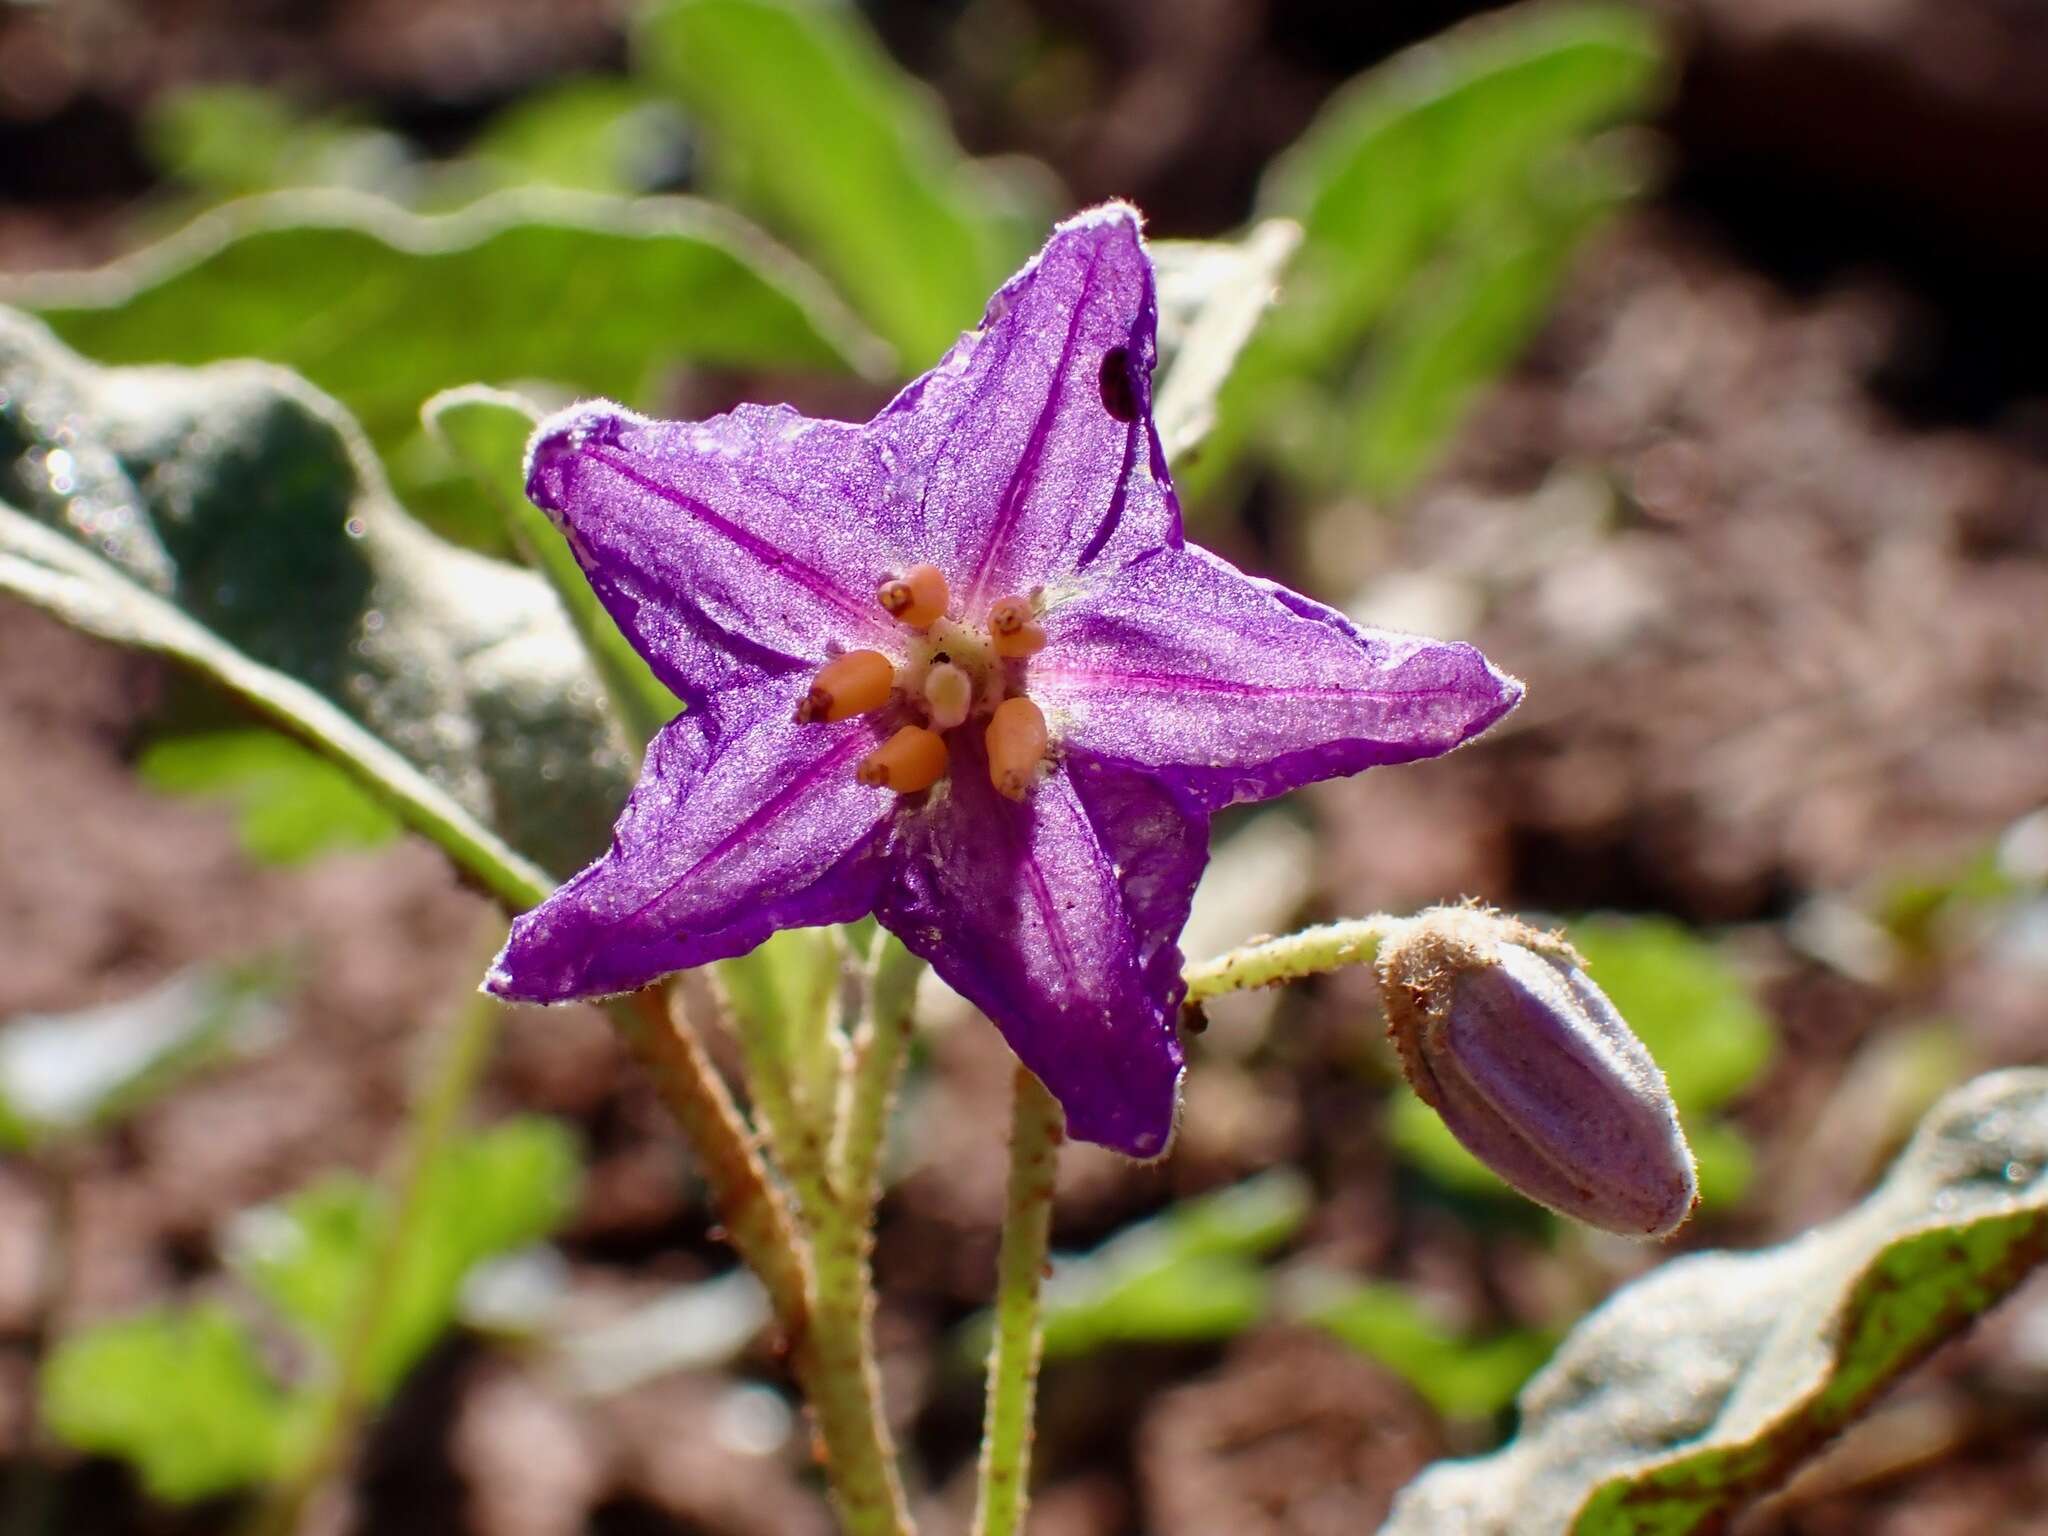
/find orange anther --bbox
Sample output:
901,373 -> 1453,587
985,696 -> 1048,801
877,564 -> 949,629
796,649 -> 894,722
858,725 -> 948,794
989,595 -> 1047,658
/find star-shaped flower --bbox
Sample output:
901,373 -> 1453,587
486,205 -> 1521,1157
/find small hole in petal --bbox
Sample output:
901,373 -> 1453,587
1098,347 -> 1137,422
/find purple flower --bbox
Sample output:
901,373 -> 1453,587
485,205 -> 1521,1157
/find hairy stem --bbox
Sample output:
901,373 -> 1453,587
971,1068 -> 1063,1536
244,962 -> 504,1536
621,980 -> 913,1536
614,984 -> 810,1343
833,933 -> 921,1209
1181,915 -> 1395,1005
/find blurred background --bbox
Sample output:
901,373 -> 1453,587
2,0 -> 2046,1532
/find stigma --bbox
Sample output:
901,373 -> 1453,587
923,661 -> 974,731
797,570 -> 1057,802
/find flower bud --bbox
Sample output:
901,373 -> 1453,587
1376,907 -> 1697,1238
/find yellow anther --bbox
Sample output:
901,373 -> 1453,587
858,725 -> 948,794
988,594 -> 1047,658
923,661 -> 973,731
878,563 -> 949,629
985,696 -> 1048,801
796,649 -> 894,723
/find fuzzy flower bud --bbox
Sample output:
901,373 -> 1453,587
1376,907 -> 1697,1238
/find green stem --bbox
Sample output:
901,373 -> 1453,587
619,981 -> 913,1536
832,933 -> 921,1212
244,962 -> 505,1536
612,985 -> 811,1341
971,1068 -> 1063,1536
1181,915 -> 1395,1004
787,931 -> 921,1536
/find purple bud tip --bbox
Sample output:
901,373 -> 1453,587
1376,907 -> 1699,1239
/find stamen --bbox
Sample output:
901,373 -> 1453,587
985,696 -> 1048,801
878,564 -> 949,629
858,725 -> 948,794
988,595 -> 1047,659
923,662 -> 973,731
796,649 -> 894,723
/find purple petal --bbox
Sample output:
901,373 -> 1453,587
875,204 -> 1182,612
878,744 -> 1207,1158
487,674 -> 895,1001
524,400 -> 908,701
1027,544 -> 1522,809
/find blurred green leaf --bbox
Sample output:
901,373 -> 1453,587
139,728 -> 401,864
1299,1276 -> 1555,1418
0,307 -> 627,898
637,0 -> 1037,364
1687,1119 -> 1756,1209
145,85 -> 412,201
1260,4 -> 1659,348
42,1304 -> 300,1502
1383,1069 -> 2048,1535
1345,139 -> 1643,494
1194,4 -> 1663,498
11,188 -> 885,546
1388,1089 -> 1515,1198
234,1118 -> 580,1402
1566,917 -> 1773,1115
0,962 -> 282,1150
1002,1170 -> 1311,1359
469,79 -> 688,196
423,384 -> 679,751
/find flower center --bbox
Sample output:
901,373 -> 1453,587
798,564 -> 1051,800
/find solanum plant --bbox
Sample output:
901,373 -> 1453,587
3,5 -> 2045,1534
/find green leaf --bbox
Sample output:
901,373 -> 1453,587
1298,1277 -> 1555,1419
144,84 -> 411,201
1017,1170 -> 1311,1359
1260,4 -> 1660,360
41,1304 -> 298,1502
423,385 -> 679,751
1195,4 -> 1663,498
637,0 -> 1037,364
139,728 -> 401,864
1566,917 -> 1773,1115
468,79 -> 687,196
0,962 -> 283,1149
1149,220 -> 1302,467
1379,1069 -> 2048,1535
1344,138 -> 1642,495
0,306 -> 630,899
9,188 -> 885,546
233,1118 -> 580,1403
